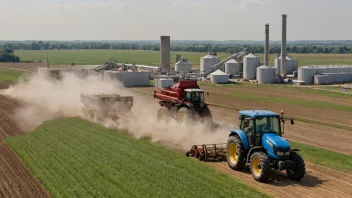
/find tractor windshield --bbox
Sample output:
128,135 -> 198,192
255,116 -> 281,135
190,92 -> 204,103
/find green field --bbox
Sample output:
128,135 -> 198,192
289,141 -> 352,172
14,50 -> 352,66
6,118 -> 268,198
0,68 -> 25,83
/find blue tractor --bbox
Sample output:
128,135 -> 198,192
227,110 -> 305,182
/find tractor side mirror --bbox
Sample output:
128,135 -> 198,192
290,119 -> 294,125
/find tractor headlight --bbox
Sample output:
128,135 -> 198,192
277,151 -> 284,156
285,151 -> 290,156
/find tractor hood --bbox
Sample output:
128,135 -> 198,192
262,133 -> 290,152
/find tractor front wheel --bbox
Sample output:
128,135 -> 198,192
157,106 -> 170,122
250,151 -> 271,182
227,136 -> 246,170
175,107 -> 194,123
286,151 -> 306,181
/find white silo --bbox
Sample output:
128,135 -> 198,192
257,66 -> 276,84
225,59 -> 241,75
210,69 -> 230,84
175,59 -> 192,72
200,54 -> 220,72
275,56 -> 298,75
243,53 -> 260,80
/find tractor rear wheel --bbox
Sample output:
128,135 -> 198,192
200,105 -> 213,125
227,136 -> 246,170
286,151 -> 306,181
250,151 -> 270,182
157,106 -> 170,122
175,107 -> 194,123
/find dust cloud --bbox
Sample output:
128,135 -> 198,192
4,71 -> 230,150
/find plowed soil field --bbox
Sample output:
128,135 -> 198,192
0,94 -> 50,198
208,162 -> 352,198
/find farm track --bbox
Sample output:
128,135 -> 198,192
0,94 -> 51,198
0,63 -> 47,72
208,162 -> 352,198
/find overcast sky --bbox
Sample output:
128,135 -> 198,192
0,0 -> 350,41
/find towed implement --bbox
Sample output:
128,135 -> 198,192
80,93 -> 133,122
153,80 -> 212,124
186,144 -> 227,161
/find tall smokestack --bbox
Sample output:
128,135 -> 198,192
160,36 -> 170,71
264,23 -> 269,66
280,14 -> 287,77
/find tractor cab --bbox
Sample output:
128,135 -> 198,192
184,89 -> 205,105
239,110 -> 294,147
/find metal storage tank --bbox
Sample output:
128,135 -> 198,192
243,53 -> 260,80
275,56 -> 297,75
225,59 -> 241,75
314,75 -> 328,85
256,66 -> 276,84
200,54 -> 220,72
175,59 -> 192,72
210,69 -> 230,84
104,71 -> 150,87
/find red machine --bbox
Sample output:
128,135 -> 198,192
153,80 -> 212,123
186,144 -> 227,161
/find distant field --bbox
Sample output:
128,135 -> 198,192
0,68 -> 25,83
15,50 -> 352,67
6,118 -> 268,198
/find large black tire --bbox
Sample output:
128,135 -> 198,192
227,136 -> 246,170
200,105 -> 213,125
157,106 -> 171,122
250,151 -> 271,182
175,107 -> 194,123
286,151 -> 306,181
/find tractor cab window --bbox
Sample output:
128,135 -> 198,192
255,116 -> 281,135
241,117 -> 254,135
191,92 -> 204,103
185,92 -> 192,101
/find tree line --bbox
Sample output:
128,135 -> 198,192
2,41 -> 352,54
0,48 -> 20,62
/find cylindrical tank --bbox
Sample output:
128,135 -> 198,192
175,59 -> 192,72
225,59 -> 241,75
243,53 -> 260,80
275,56 -> 297,75
256,66 -> 276,84
200,54 -> 220,72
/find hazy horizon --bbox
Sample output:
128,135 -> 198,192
1,0 -> 351,40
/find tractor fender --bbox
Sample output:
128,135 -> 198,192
290,149 -> 300,152
246,146 -> 265,163
229,130 -> 249,150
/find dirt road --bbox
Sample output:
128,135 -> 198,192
208,162 -> 352,198
0,94 -> 51,198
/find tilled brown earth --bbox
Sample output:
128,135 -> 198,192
0,94 -> 50,198
208,162 -> 352,198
